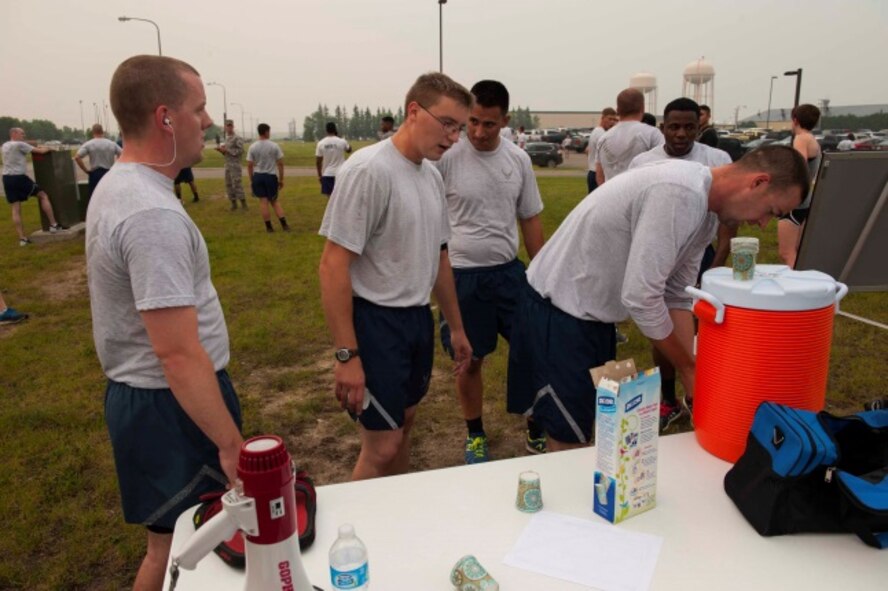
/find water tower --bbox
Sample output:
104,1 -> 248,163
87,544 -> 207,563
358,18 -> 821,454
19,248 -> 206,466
683,58 -> 715,113
629,72 -> 658,115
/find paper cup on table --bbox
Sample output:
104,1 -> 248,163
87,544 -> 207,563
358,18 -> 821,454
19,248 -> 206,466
516,470 -> 543,513
731,237 -> 759,281
450,555 -> 499,591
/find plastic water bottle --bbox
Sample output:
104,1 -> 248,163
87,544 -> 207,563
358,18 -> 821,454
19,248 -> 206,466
329,523 -> 369,590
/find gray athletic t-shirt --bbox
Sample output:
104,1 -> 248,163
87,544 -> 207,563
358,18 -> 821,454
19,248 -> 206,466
76,138 -> 122,170
319,139 -> 450,307
629,142 -> 732,169
436,138 -> 543,268
86,163 -> 230,388
587,126 -> 606,172
1,141 -> 33,175
527,160 -> 717,340
315,136 -> 351,176
246,139 -> 284,174
598,121 -> 664,181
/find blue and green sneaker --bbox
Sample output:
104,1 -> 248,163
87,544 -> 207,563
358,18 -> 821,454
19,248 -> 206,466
464,434 -> 489,464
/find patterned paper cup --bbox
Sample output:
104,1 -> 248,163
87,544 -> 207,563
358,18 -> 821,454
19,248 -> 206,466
516,470 -> 543,513
450,555 -> 500,591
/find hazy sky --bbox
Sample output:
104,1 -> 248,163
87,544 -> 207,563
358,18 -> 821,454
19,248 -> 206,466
4,0 -> 887,133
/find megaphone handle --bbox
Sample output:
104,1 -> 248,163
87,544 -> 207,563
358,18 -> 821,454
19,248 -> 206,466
172,509 -> 239,571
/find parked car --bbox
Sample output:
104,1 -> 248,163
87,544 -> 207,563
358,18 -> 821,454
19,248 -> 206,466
567,132 -> 589,153
817,135 -> 841,152
741,137 -> 776,150
539,129 -> 567,144
717,137 -> 747,162
852,138 -> 884,151
875,140 -> 888,151
524,142 -> 563,167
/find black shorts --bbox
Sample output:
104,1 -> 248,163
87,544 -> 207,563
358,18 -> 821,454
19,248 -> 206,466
779,207 -> 809,226
440,258 -> 527,359
586,170 -> 598,194
2,174 -> 39,204
251,172 -> 279,200
507,285 -> 616,444
174,168 -> 194,184
353,297 -> 433,430
320,176 -> 335,196
104,369 -> 242,529
88,167 -> 110,193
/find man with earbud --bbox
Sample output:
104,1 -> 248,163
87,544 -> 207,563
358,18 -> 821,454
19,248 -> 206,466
85,55 -> 244,590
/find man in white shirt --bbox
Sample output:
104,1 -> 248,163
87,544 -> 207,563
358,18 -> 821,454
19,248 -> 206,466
436,80 -> 546,463
596,88 -> 664,183
837,133 -> 855,152
315,122 -> 352,196
585,107 -> 618,193
508,146 -> 809,451
74,123 -> 122,194
2,128 -> 66,245
319,72 -> 473,480
629,97 -> 734,433
517,126 -> 528,149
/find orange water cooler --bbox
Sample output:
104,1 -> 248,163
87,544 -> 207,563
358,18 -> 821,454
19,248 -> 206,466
686,265 -> 848,462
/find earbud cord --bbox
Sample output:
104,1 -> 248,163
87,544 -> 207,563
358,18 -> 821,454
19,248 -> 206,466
130,127 -> 178,168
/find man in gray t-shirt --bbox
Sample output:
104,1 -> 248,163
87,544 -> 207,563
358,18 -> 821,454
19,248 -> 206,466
247,123 -> 290,233
86,55 -> 243,588
596,88 -> 664,184
628,97 -> 734,433
585,107 -> 618,193
319,72 -> 473,480
508,146 -> 810,452
435,80 -> 546,463
74,123 -> 122,193
2,127 -> 65,245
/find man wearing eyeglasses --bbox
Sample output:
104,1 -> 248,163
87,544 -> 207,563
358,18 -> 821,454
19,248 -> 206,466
319,72 -> 474,480
435,80 -> 546,464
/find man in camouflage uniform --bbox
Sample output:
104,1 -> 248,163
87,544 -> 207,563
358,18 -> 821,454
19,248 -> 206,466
216,120 -> 247,210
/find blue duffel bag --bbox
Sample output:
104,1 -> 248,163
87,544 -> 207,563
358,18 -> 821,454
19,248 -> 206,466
724,401 -> 888,548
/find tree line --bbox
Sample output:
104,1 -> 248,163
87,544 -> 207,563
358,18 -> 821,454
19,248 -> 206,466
301,104 -> 540,141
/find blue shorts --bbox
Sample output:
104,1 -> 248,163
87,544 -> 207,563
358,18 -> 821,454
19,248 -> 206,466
586,170 -> 598,194
251,172 -> 279,200
353,297 -> 433,430
3,174 -> 40,204
88,167 -> 110,194
440,258 -> 527,359
104,369 -> 242,529
174,167 -> 194,183
320,176 -> 335,196
507,286 -> 616,444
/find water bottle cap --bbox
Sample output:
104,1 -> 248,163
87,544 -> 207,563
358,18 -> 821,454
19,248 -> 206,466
338,523 -> 355,538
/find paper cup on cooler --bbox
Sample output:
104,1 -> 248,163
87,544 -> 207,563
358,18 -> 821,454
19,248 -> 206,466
731,237 -> 759,281
516,470 -> 543,513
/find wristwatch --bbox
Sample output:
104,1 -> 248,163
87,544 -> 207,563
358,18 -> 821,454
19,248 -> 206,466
334,348 -> 360,363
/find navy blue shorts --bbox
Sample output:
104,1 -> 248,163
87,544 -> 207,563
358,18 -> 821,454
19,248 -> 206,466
586,170 -> 598,194
353,297 -> 433,430
251,172 -> 279,200
174,167 -> 194,183
507,286 -> 616,444
3,174 -> 39,204
440,258 -> 527,359
320,176 -> 335,196
88,167 -> 110,193
104,369 -> 242,529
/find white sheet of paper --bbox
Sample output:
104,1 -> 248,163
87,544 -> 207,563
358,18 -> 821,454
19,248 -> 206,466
503,511 -> 663,591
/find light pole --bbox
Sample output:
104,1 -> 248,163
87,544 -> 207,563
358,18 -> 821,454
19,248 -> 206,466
118,16 -> 162,56
247,113 -> 254,140
207,82 -> 227,138
766,75 -> 777,130
93,102 -> 99,125
79,100 -> 85,136
784,68 -> 802,109
438,0 -> 447,72
231,102 -> 245,138
733,105 -> 746,130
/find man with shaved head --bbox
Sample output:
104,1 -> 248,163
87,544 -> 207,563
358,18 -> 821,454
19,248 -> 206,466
595,88 -> 664,183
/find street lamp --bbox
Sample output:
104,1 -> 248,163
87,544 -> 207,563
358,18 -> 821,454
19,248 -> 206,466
207,82 -> 228,137
231,102 -> 246,139
93,102 -> 99,125
784,68 -> 802,109
733,105 -> 746,130
118,16 -> 162,56
246,113 -> 254,140
79,100 -> 85,137
438,0 -> 447,73
766,75 -> 777,130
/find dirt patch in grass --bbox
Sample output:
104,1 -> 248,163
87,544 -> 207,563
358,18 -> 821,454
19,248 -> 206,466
41,255 -> 87,302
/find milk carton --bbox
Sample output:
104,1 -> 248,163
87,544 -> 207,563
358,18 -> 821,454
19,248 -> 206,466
592,359 -> 660,523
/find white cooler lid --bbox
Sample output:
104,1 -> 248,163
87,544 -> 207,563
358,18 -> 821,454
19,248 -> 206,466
699,264 -> 840,311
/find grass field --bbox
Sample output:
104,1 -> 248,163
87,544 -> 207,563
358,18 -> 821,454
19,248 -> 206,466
194,140 -> 376,169
1,173 -> 885,589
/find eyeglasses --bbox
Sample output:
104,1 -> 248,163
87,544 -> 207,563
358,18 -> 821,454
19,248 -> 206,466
418,103 -> 465,135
